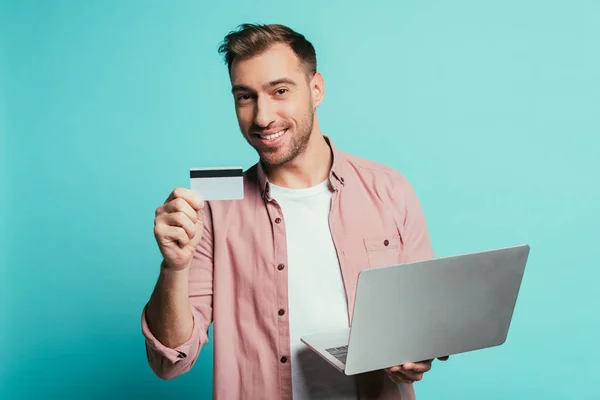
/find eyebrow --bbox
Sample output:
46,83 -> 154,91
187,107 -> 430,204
231,78 -> 297,93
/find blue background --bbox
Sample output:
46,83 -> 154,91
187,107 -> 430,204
2,0 -> 599,399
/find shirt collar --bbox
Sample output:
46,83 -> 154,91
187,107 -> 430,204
257,135 -> 346,201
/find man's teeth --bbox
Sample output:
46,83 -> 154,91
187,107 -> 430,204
261,129 -> 286,140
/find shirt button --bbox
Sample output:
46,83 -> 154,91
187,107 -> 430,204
280,356 -> 287,363
278,309 -> 285,316
277,264 -> 285,271
384,239 -> 390,246
275,217 -> 282,224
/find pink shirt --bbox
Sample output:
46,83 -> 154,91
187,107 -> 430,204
141,137 -> 434,399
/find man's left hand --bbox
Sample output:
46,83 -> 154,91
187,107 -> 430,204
384,356 -> 449,384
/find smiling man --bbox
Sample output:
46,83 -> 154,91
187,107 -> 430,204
142,24 -> 447,399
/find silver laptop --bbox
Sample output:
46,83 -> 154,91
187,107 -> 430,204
300,244 -> 530,375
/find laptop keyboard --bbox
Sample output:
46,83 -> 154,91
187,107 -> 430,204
326,346 -> 348,365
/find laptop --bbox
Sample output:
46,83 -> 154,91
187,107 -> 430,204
300,244 -> 530,375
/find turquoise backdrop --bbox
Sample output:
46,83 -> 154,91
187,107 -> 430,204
1,0 -> 599,399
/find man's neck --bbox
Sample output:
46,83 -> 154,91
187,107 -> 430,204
264,132 -> 332,189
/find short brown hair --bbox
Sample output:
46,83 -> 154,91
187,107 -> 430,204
218,24 -> 317,75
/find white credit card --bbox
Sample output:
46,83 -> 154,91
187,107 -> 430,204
190,167 -> 244,201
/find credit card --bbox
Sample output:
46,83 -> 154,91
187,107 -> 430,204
189,167 -> 244,201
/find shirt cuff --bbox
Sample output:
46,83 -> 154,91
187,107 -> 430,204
141,305 -> 208,364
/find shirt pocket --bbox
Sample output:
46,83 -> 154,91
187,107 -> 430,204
363,235 -> 403,268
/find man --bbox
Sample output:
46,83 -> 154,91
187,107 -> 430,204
142,23 -> 448,399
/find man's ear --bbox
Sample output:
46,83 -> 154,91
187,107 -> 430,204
311,72 -> 325,108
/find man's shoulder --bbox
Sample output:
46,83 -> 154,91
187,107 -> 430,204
341,149 -> 408,188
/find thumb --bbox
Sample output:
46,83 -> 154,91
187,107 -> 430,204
190,212 -> 205,247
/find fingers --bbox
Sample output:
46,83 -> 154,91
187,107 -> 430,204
402,371 -> 424,382
385,359 -> 436,384
160,212 -> 197,240
162,197 -> 200,223
386,357 -> 448,385
385,368 -> 423,384
154,225 -> 190,247
386,361 -> 431,374
401,360 -> 432,373
165,187 -> 204,211
189,214 -> 206,247
155,189 -> 205,243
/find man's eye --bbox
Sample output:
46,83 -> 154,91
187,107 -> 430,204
276,89 -> 288,95
238,94 -> 251,101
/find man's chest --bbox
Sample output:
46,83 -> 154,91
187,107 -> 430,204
211,191 -> 407,318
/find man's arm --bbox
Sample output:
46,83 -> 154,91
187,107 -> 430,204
385,173 -> 448,384
142,202 -> 214,380
145,265 -> 195,350
392,173 -> 434,264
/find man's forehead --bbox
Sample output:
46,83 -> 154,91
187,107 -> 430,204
230,44 -> 304,86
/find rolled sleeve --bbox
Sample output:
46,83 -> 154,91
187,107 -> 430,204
141,305 -> 208,366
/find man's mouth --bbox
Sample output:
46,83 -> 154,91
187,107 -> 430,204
255,128 -> 288,141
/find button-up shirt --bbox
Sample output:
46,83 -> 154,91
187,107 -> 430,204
141,136 -> 434,399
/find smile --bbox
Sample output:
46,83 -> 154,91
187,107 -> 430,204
258,129 -> 287,140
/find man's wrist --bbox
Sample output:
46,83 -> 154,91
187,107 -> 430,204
160,260 -> 191,279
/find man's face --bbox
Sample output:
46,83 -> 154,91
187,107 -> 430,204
230,43 -> 323,166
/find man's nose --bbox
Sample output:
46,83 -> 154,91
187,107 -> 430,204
254,96 -> 276,128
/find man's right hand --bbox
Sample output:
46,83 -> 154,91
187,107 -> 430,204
154,188 -> 205,271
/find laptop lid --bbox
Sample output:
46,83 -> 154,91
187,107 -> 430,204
343,245 -> 530,375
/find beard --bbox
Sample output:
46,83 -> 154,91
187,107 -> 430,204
246,105 -> 315,167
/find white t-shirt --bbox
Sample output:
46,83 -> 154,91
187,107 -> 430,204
269,179 -> 357,400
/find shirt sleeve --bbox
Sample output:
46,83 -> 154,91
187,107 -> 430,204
392,173 -> 434,263
141,204 -> 215,380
